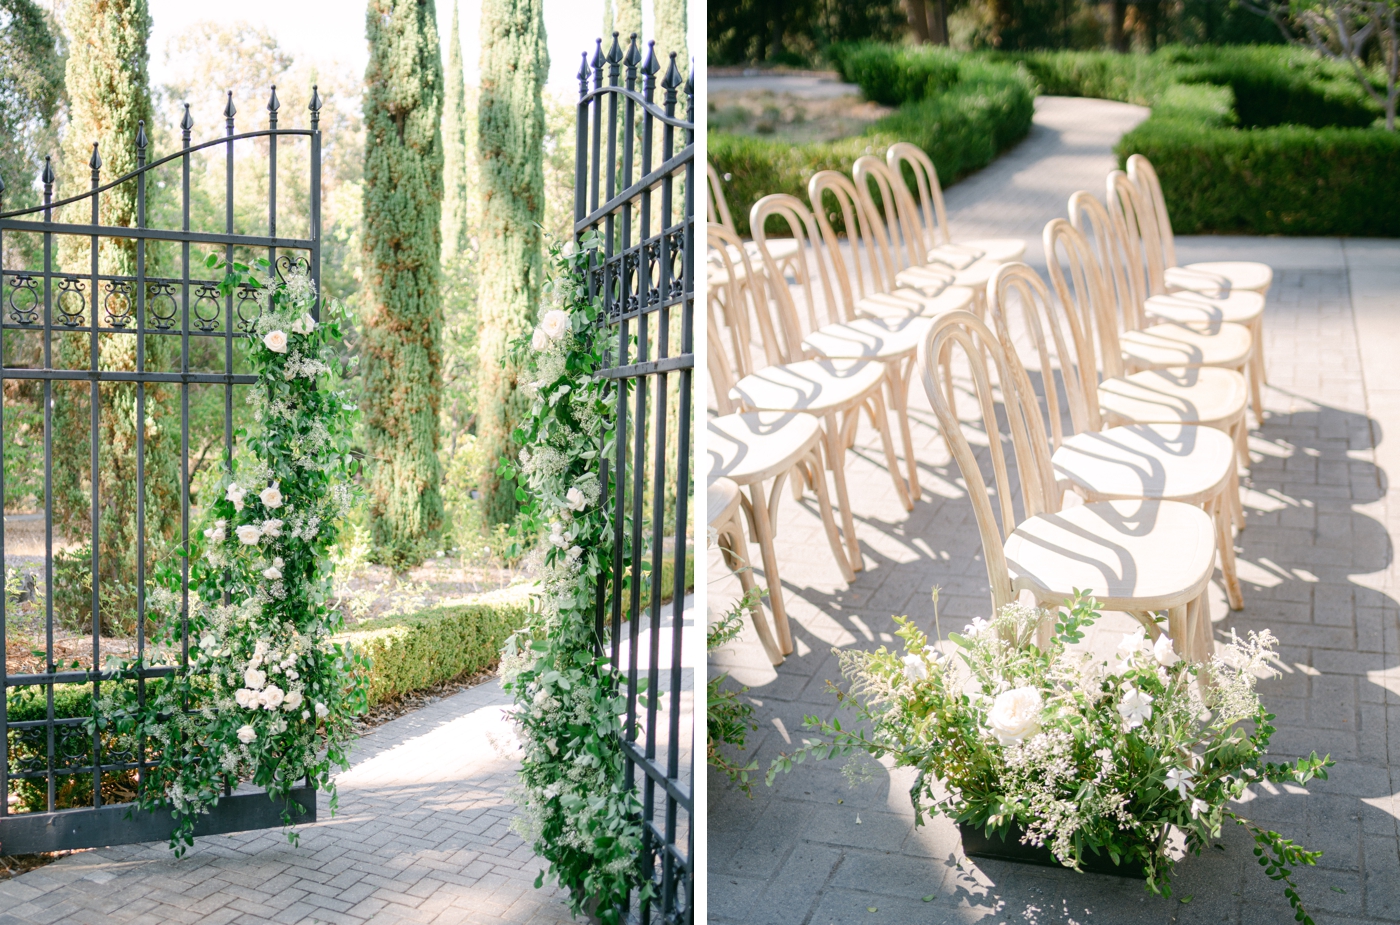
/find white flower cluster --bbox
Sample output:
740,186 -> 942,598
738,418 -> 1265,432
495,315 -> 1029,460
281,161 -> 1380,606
282,350 -> 329,381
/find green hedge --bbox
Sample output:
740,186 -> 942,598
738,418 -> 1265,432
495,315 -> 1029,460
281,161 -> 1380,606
710,56 -> 1035,237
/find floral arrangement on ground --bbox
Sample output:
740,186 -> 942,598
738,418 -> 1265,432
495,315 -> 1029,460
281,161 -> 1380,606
496,231 -> 648,924
96,257 -> 367,851
771,593 -> 1332,923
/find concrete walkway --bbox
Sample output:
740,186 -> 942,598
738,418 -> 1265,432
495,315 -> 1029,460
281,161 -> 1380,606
707,96 -> 1400,924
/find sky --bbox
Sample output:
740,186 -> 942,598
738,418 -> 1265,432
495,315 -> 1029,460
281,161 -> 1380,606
146,0 -> 700,100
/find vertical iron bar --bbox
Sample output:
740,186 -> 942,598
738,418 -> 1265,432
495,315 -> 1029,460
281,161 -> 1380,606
309,86 -> 323,321
0,174 -> 8,818
224,93 -> 235,483
41,157 -> 55,812
267,87 -> 279,277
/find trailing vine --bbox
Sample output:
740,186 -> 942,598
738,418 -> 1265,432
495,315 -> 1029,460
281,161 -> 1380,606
497,231 -> 649,923
96,256 -> 367,852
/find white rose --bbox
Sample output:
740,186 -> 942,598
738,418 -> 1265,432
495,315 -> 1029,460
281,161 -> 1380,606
291,313 -> 317,335
263,564 -> 282,581
263,330 -> 288,353
234,688 -> 258,709
204,520 -> 226,544
284,690 -> 304,710
540,309 -> 570,340
226,483 -> 247,511
260,483 -> 283,509
988,686 -> 1042,745
237,724 -> 257,744
1152,633 -> 1181,668
566,487 -> 588,511
531,327 -> 549,351
260,519 -> 283,538
244,668 -> 267,690
549,523 -> 569,548
902,653 -> 929,682
285,669 -> 299,681
314,702 -> 329,719
259,685 -> 285,710
566,545 -> 583,563
236,524 -> 261,545
301,710 -> 311,721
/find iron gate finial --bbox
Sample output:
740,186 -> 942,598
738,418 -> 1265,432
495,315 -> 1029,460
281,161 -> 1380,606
89,142 -> 102,173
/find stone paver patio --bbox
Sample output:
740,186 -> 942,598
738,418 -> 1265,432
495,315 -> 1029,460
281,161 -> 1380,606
707,96 -> 1400,924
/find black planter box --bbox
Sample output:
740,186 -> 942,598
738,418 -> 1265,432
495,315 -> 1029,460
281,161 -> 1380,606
959,821 -> 1148,879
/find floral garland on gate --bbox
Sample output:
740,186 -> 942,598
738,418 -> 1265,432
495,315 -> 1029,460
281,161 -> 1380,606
98,256 -> 367,852
497,231 -> 649,923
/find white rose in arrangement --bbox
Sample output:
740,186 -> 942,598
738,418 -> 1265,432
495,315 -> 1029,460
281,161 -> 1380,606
204,520 -> 227,544
549,522 -> 569,548
540,309 -> 571,340
566,545 -> 583,563
237,725 -> 257,744
290,313 -> 317,335
284,690 -> 304,710
1152,633 -> 1180,668
531,327 -> 549,351
263,330 -> 289,353
244,667 -> 267,690
260,483 -> 283,509
263,559 -> 283,581
902,653 -> 929,682
259,685 -> 285,710
988,686 -> 1042,744
1118,685 -> 1154,729
226,482 -> 247,511
566,487 -> 588,511
314,702 -> 329,719
236,524 -> 261,545
261,519 -> 283,538
286,669 -> 299,681
234,688 -> 258,709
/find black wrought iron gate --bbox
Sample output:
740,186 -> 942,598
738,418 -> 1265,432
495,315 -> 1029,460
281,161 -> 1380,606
575,36 -> 695,925
0,88 -> 322,854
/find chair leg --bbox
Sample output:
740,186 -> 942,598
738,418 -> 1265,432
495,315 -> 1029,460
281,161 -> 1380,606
803,445 -> 856,584
824,415 -> 864,574
1252,313 -> 1268,386
1211,492 -> 1244,611
1248,344 -> 1265,426
886,361 -> 921,501
866,391 -> 914,512
721,518 -> 783,666
1167,603 -> 1189,660
1193,591 -> 1214,665
744,482 -> 794,656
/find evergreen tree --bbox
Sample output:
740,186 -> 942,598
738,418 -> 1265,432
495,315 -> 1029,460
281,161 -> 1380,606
361,0 -> 446,569
605,0 -> 643,47
441,0 -> 469,260
52,0 -> 181,635
476,0 -> 547,525
654,0 -> 689,66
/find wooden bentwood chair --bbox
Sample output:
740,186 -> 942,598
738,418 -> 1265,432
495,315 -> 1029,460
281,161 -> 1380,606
917,310 -> 1217,663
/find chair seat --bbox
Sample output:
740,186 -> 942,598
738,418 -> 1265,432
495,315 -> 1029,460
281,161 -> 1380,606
927,238 -> 1026,270
731,358 -> 886,417
856,285 -> 974,320
1006,499 -> 1216,611
1120,321 -> 1252,371
1166,261 -> 1273,296
708,411 -> 822,484
707,476 -> 743,528
893,264 -> 956,292
1098,367 -> 1248,431
802,314 -> 932,362
1144,289 -> 1265,327
1053,424 -> 1236,504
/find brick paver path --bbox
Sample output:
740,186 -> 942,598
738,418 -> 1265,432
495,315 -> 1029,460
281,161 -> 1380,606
0,683 -> 573,925
708,96 -> 1400,924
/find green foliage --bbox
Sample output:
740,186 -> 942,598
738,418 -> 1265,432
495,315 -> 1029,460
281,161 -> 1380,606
361,0 -> 447,570
707,0 -> 906,67
831,42 -> 962,105
442,1 -> 471,261
0,0 -> 63,224
476,0 -> 548,526
338,586 -> 530,706
709,56 -> 1034,236
706,587 -> 763,795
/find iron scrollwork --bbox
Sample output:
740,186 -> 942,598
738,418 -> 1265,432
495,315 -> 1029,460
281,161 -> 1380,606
6,274 -> 39,325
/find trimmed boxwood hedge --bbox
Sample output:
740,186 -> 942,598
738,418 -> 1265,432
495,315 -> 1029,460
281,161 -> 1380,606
710,55 -> 1035,237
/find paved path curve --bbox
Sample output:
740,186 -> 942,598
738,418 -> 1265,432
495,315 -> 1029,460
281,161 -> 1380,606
708,95 -> 1400,925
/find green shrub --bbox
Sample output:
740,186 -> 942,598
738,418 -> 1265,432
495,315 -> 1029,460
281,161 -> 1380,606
5,682 -> 141,812
336,585 -> 531,706
711,60 -> 1035,237
832,42 -> 961,105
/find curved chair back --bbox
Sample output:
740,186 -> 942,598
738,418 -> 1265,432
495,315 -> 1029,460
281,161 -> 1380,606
989,260 -> 1098,446
1107,169 -> 1168,303
708,222 -> 803,400
807,168 -> 900,306
917,310 -> 1058,609
1069,189 -> 1144,339
851,154 -> 925,275
886,141 -> 952,253
750,193 -> 852,343
1126,154 -> 1176,271
1044,215 -> 1122,393
706,161 -> 738,236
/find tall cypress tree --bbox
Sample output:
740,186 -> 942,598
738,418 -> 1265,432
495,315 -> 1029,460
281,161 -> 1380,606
653,0 -> 688,66
53,0 -> 180,634
604,0 -> 642,47
441,0 -> 469,261
476,0 -> 547,526
362,0 -> 446,569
